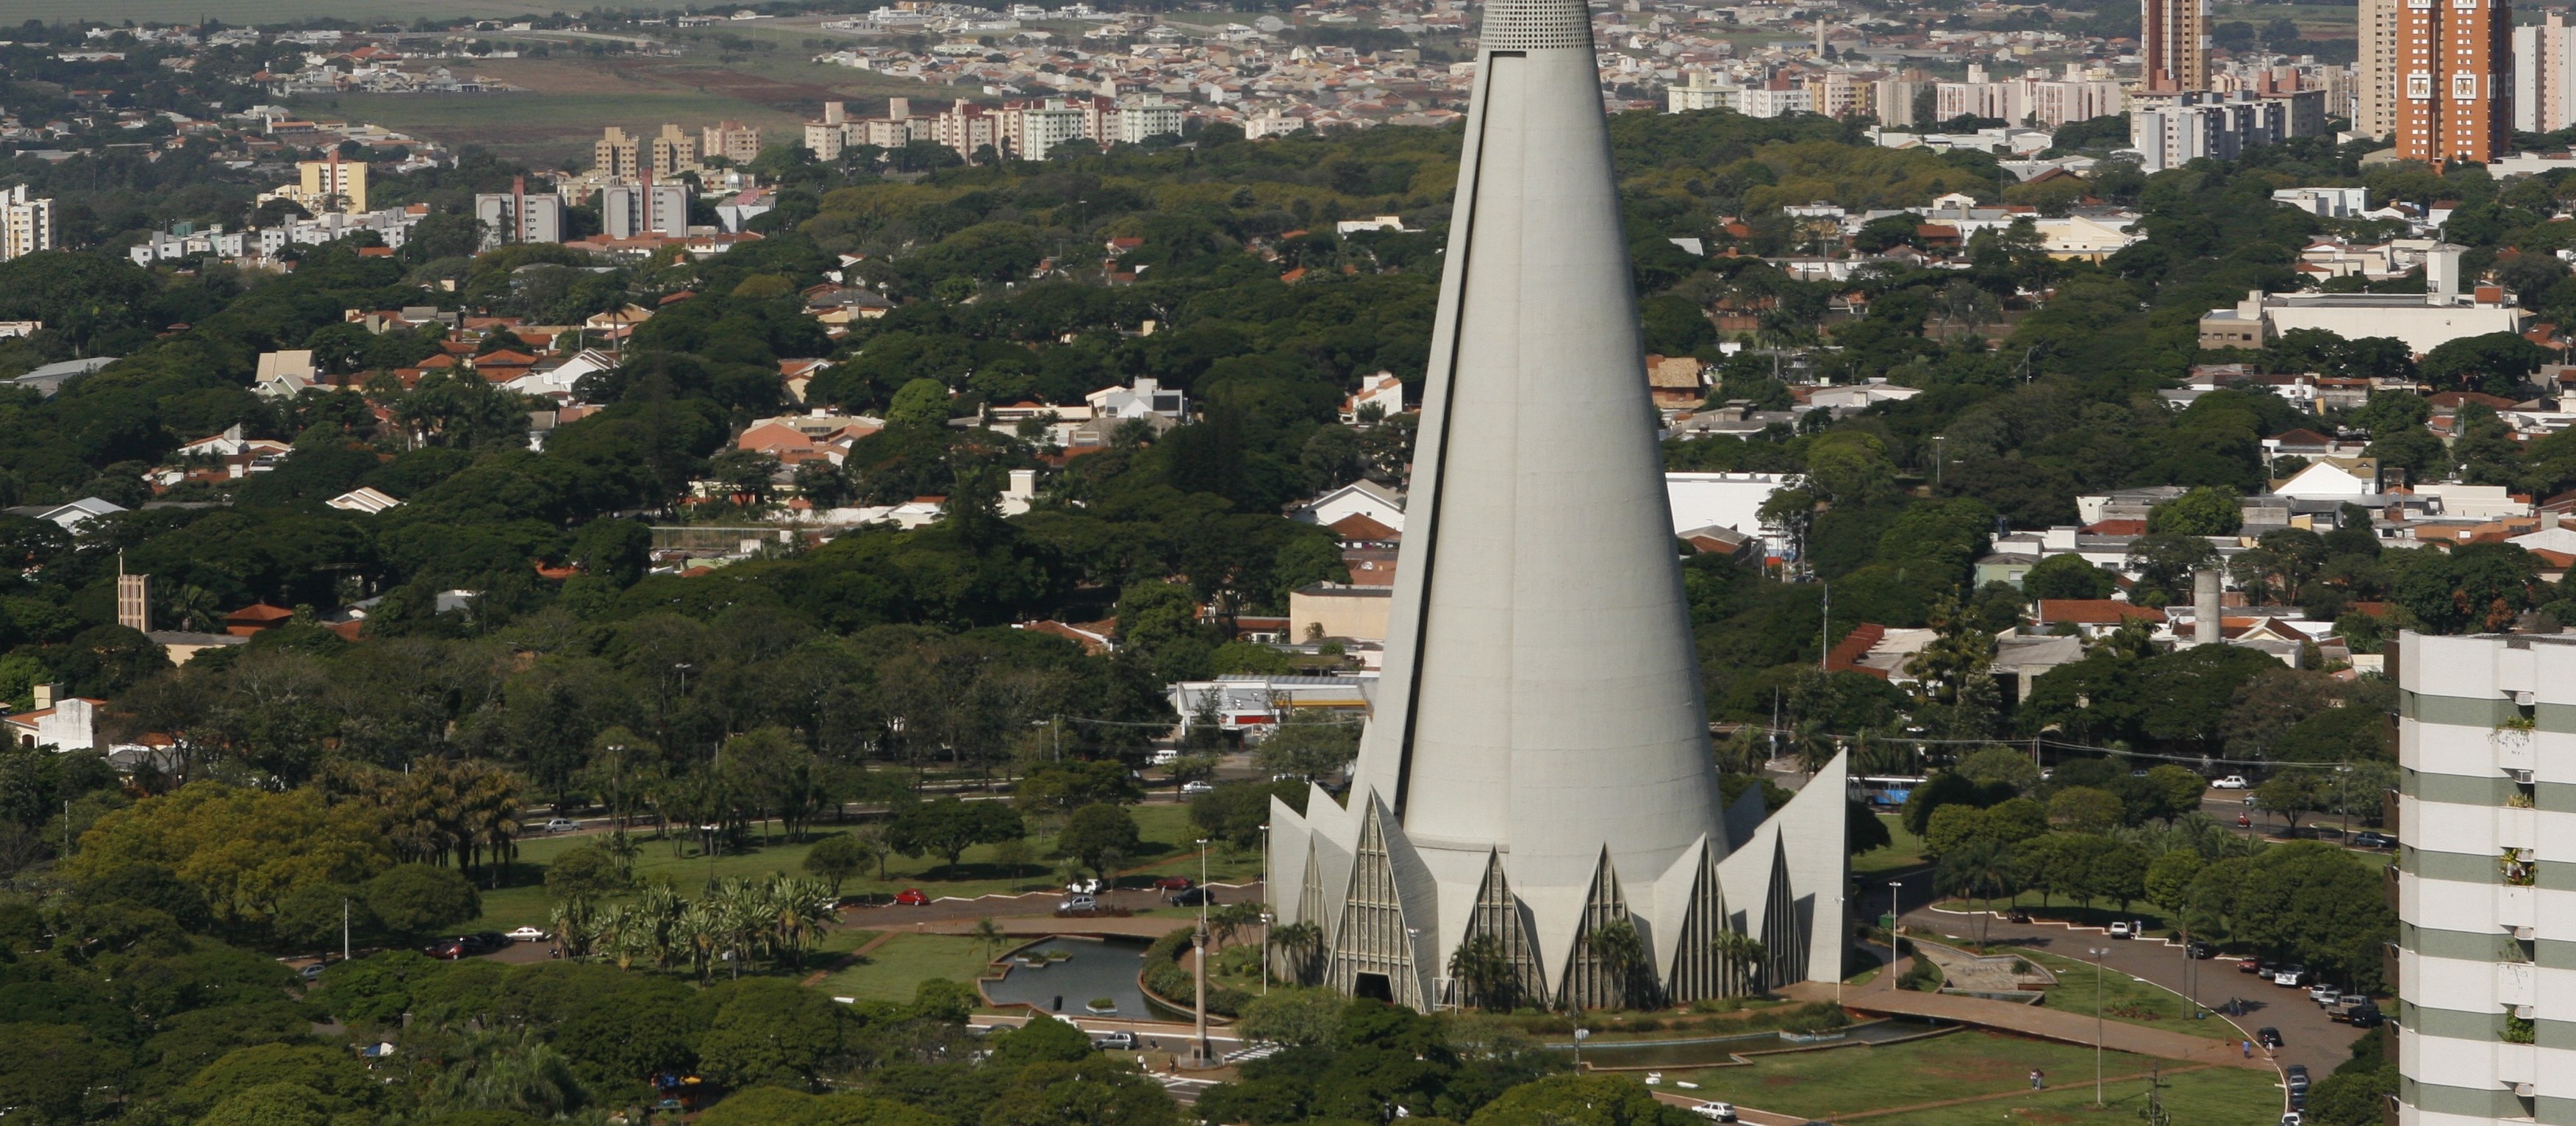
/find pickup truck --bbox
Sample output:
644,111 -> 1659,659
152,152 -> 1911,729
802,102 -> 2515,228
2330,1000 -> 2384,1027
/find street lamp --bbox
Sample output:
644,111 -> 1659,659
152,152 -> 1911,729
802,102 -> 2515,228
2090,947 -> 2110,1105
1192,837 -> 1212,1066
1573,1027 -> 1590,1072
1259,823 -> 1271,994
1886,881 -> 1903,943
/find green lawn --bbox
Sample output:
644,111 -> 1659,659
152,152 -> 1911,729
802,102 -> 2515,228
464,800 -> 1256,932
1933,892 -> 2175,937
1855,814 -> 1926,879
1885,1063 -> 2284,1126
1669,1030 -> 2277,1121
812,934 -> 1000,1003
2009,947 -> 2239,1041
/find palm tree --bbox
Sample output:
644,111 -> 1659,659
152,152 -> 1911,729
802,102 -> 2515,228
971,917 -> 1005,961
165,584 -> 220,634
1267,921 -> 1323,986
1210,902 -> 1262,947
1711,930 -> 1767,997
1938,839 -> 2015,946
1448,933 -> 1518,1011
1587,918 -> 1649,1009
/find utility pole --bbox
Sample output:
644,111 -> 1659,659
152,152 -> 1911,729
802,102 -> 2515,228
1817,581 -> 1831,671
342,898 -> 351,964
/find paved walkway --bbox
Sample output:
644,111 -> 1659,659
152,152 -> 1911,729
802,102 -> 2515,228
1803,984 -> 2266,1070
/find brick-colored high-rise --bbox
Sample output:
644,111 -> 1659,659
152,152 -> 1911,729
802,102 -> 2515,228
2142,0 -> 2209,93
2397,0 -> 2513,165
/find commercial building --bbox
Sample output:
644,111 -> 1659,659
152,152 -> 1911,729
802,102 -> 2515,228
2197,245 -> 2528,354
0,184 -> 51,262
2141,0 -> 2210,93
2392,632 -> 2576,1125
1265,0 -> 1847,1014
473,177 -> 563,248
2515,12 -> 2576,133
2361,0 -> 2401,137
2397,0 -> 2512,164
600,180 -> 689,240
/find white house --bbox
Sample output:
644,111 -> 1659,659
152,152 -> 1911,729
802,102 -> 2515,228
8,497 -> 126,531
1664,472 -> 1798,544
2270,459 -> 2378,501
1296,479 -> 1405,534
1085,376 -> 1187,420
326,487 -> 403,514
1341,371 -> 1406,423
6,686 -> 100,750
252,350 -> 317,398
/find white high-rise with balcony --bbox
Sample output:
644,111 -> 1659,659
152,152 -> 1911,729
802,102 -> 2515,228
2395,632 -> 2576,1125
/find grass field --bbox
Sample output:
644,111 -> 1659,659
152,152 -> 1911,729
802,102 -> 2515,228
2009,947 -> 2240,1041
1666,1030 -> 2282,1123
1854,813 -> 1925,880
812,933 -> 1001,1003
462,800 -> 1258,933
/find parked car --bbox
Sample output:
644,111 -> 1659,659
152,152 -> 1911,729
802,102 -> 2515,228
2213,775 -> 2250,789
301,962 -> 329,980
2308,984 -> 2341,1006
1180,781 -> 1215,795
423,939 -> 467,960
2242,958 -> 2273,975
539,817 -> 580,833
2335,1002 -> 2383,1028
464,933 -> 509,955
2186,940 -> 2216,958
1167,887 -> 1213,907
1153,876 -> 1194,892
2280,1114 -> 2303,1126
505,925 -> 550,942
1094,1030 -> 1139,1050
1689,1103 -> 1737,1122
893,888 -> 930,906
2273,967 -> 2307,987
1065,878 -> 1101,895
2107,921 -> 2133,939
2286,1064 -> 2311,1091
1058,894 -> 1099,914
2006,909 -> 2033,924
2350,831 -> 2397,849
2257,1026 -> 2284,1048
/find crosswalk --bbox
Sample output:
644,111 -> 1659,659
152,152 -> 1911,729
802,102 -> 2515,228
1223,1041 -> 1283,1064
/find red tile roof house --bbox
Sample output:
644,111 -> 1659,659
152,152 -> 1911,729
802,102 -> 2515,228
2033,599 -> 2167,639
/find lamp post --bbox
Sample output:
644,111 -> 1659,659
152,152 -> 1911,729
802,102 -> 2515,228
1192,837 -> 1212,1066
1259,823 -> 1271,994
1573,1027 -> 1589,1072
2090,947 -> 2109,1105
1886,880 -> 1903,942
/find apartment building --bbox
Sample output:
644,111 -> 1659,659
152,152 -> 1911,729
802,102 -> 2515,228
2141,0 -> 2210,92
2362,0 -> 2402,137
2515,12 -> 2576,133
1,184 -> 51,262
651,123 -> 699,178
2394,632 -> 2576,1125
473,177 -> 562,248
600,181 -> 689,240
2397,0 -> 2512,164
593,126 -> 640,182
702,121 -> 762,165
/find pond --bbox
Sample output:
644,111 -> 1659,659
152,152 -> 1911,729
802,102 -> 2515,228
980,936 -> 1190,1022
1567,1019 -> 1945,1069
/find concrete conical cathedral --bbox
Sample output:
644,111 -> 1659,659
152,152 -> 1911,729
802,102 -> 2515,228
1264,0 -> 1849,1011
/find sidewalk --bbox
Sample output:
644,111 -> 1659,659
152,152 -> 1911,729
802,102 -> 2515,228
1780,982 -> 2269,1070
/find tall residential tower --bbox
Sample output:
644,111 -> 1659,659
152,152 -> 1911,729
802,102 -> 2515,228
2393,633 -> 2576,1124
2142,0 -> 2210,93
2361,0 -> 2402,137
1264,0 -> 1848,1014
2397,0 -> 2512,164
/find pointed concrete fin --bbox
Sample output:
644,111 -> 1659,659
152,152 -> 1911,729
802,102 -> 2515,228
1456,850 -> 1548,1008
1722,778 -> 1769,852
1758,831 -> 1806,989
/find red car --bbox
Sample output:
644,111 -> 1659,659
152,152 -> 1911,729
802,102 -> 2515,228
1153,876 -> 1193,892
893,889 -> 929,906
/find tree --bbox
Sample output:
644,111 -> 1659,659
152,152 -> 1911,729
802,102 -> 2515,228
884,796 -> 1026,872
2022,552 -> 2115,600
366,864 -> 482,939
2046,786 -> 2125,832
1256,715 -> 1359,781
886,378 -> 954,429
1465,1074 -> 1679,1126
2144,850 -> 2205,921
1058,803 -> 1141,877
68,782 -> 390,928
1952,746 -> 2040,794
543,844 -> 631,905
2124,534 -> 2219,608
693,978 -> 854,1089
1936,839 -> 2016,943
801,833 -> 869,894
2419,331 -> 2550,395
1236,986 -> 1344,1047
2255,773 -> 2319,834
2145,487 -> 2242,537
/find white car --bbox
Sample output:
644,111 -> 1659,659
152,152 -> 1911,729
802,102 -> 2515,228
1065,878 -> 1100,895
1181,781 -> 1214,795
504,925 -> 549,942
1690,1103 -> 1736,1122
2212,775 -> 2250,789
1059,894 -> 1099,913
2108,921 -> 2133,939
538,817 -> 580,833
